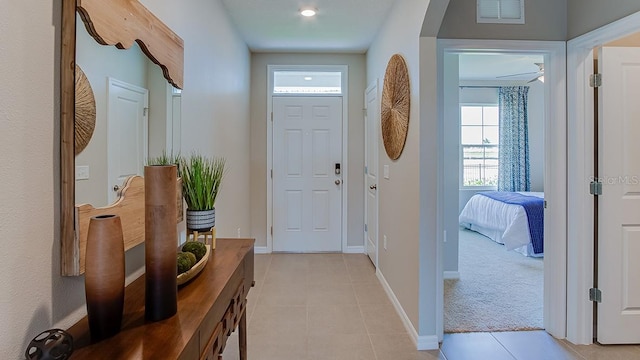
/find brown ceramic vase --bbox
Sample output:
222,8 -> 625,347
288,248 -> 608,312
144,165 -> 178,321
85,214 -> 125,341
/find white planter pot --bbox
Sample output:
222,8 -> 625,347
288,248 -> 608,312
186,208 -> 215,231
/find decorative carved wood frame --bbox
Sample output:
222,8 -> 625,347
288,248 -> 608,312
61,0 -> 184,276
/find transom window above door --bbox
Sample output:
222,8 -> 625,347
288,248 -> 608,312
461,105 -> 499,187
273,71 -> 342,94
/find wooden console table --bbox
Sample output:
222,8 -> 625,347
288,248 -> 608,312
67,238 -> 254,360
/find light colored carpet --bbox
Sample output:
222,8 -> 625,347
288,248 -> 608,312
444,228 -> 543,333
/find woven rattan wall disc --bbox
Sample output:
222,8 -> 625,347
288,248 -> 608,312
381,54 -> 410,160
75,65 -> 96,155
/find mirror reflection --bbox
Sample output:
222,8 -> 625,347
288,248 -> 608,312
74,13 -> 182,207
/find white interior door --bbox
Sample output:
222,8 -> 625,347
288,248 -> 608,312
107,78 -> 148,204
365,83 -> 379,266
272,96 -> 343,252
597,46 -> 640,344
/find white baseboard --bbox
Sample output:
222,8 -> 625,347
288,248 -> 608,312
254,246 -> 269,254
443,271 -> 460,280
344,245 -> 365,254
254,246 -> 364,254
376,270 -> 439,350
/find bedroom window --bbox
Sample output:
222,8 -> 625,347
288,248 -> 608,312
461,105 -> 499,187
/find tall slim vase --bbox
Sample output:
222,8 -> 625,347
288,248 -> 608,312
145,165 -> 178,321
85,214 -> 125,340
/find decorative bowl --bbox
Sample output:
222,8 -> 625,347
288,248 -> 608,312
177,244 -> 211,286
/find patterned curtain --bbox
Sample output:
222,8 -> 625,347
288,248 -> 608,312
498,86 -> 530,192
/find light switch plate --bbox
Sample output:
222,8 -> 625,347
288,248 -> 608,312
76,165 -> 90,180
383,165 -> 390,179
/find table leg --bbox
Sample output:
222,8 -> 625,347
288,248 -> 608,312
238,307 -> 247,360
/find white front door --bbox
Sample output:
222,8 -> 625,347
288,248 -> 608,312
272,96 -> 343,252
365,83 -> 379,266
107,78 -> 148,204
597,46 -> 640,344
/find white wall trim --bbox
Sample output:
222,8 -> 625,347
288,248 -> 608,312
443,271 -> 460,280
254,246 -> 270,254
437,39 -> 567,340
376,269 -> 439,350
266,65 -> 349,253
566,9 -> 640,345
344,245 -> 365,254
364,79 -> 379,267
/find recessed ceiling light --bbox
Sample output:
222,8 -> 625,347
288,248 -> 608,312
300,8 -> 317,17
304,76 -> 313,81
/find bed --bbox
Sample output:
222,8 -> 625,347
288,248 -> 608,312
459,191 -> 544,257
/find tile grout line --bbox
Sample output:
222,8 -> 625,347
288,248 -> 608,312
557,339 -> 590,360
489,332 -> 589,360
247,254 -> 272,325
488,332 -> 521,360
344,254 -> 382,360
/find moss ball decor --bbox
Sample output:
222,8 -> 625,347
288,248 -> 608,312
181,241 -> 207,262
177,252 -> 193,274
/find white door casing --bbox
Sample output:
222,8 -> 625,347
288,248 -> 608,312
272,96 -> 343,252
438,39 -> 567,343
171,93 -> 182,154
107,78 -> 148,204
597,46 -> 640,344
365,82 -> 379,266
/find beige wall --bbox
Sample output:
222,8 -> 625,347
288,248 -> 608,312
249,53 -> 366,249
438,0 -> 567,41
418,35 -> 440,338
0,0 -> 250,357
568,0 -> 640,39
142,0 -> 252,239
367,0 -> 431,335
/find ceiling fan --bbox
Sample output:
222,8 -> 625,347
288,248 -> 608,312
496,62 -> 544,83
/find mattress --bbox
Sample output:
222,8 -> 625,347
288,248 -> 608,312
459,191 -> 544,257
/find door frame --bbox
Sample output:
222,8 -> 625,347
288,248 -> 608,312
437,39 -> 567,340
266,65 -> 349,253
567,10 -> 640,345
364,79 -> 379,266
107,77 -> 148,204
170,87 -> 182,155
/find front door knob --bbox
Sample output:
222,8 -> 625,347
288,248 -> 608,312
335,179 -> 342,185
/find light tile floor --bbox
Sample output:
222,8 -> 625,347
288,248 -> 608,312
221,253 -> 640,360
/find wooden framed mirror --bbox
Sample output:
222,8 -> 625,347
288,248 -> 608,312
61,0 -> 184,276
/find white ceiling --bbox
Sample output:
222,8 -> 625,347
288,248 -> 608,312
219,1 -> 543,79
220,0 -> 398,53
459,53 -> 544,82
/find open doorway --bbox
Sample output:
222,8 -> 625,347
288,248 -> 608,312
445,53 -> 545,332
437,39 -> 567,340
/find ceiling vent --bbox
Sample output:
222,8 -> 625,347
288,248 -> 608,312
477,0 -> 524,24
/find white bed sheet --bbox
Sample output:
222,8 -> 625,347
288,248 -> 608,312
459,191 -> 544,257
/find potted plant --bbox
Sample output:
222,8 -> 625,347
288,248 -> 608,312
179,153 -> 226,231
146,150 -> 181,167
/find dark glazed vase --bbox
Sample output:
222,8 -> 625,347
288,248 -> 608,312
85,214 -> 125,341
144,165 -> 178,321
